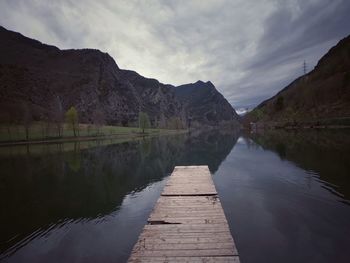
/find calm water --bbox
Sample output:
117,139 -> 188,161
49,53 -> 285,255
0,130 -> 350,263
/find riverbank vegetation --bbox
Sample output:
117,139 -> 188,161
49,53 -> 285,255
0,105 -> 188,144
0,122 -> 185,144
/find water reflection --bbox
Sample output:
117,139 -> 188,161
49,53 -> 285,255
0,130 -> 238,261
214,130 -> 350,263
3,129 -> 349,263
249,129 -> 350,199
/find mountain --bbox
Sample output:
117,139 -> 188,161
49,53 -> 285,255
0,26 -> 239,128
245,35 -> 350,127
173,81 -> 240,127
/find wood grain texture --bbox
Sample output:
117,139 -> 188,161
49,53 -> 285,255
127,166 -> 240,263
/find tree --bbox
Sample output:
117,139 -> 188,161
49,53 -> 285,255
51,96 -> 64,137
284,107 -> 298,124
251,108 -> 264,122
20,102 -> 33,141
39,113 -> 48,138
180,107 -> 187,128
138,112 -> 150,133
0,111 -> 13,141
274,96 -> 284,111
92,109 -> 106,135
121,116 -> 128,127
187,117 -> 192,129
158,113 -> 167,128
65,106 -> 79,137
168,117 -> 183,129
87,124 -> 93,136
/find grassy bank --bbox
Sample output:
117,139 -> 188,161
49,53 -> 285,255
0,122 -> 186,145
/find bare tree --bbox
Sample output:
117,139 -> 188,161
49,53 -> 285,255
0,111 -> 12,141
92,109 -> 106,135
121,114 -> 128,127
159,113 -> 166,128
138,112 -> 150,133
20,102 -> 33,141
168,117 -> 183,130
39,112 -> 48,138
87,124 -> 93,136
51,96 -> 64,137
180,107 -> 187,128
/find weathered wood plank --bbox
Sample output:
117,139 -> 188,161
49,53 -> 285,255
135,237 -> 234,244
148,215 -> 226,221
140,233 -> 232,238
127,166 -> 240,263
128,256 -> 240,263
129,250 -> 237,257
161,166 -> 217,196
156,196 -> 221,202
134,242 -> 235,250
148,219 -> 228,225
143,224 -> 229,230
139,232 -> 234,237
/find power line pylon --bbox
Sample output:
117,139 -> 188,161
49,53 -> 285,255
303,60 -> 307,75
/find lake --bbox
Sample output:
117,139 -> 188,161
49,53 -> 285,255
1,129 -> 350,263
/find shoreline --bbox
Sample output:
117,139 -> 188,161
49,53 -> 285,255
248,124 -> 350,131
0,130 -> 187,147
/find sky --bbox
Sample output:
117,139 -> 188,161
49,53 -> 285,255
1,0 -> 350,113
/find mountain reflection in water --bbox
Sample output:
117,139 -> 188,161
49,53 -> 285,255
0,130 -> 238,262
1,129 -> 350,263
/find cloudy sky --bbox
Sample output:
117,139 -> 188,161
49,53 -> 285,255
1,0 -> 350,113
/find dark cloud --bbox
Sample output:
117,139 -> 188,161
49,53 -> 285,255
248,0 -> 350,71
0,0 -> 349,111
234,0 -> 350,109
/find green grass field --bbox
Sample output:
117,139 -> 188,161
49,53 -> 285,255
0,122 -> 184,143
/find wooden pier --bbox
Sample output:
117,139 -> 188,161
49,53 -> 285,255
128,165 -> 240,263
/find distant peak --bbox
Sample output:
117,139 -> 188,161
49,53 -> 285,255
206,81 -> 214,86
195,80 -> 214,87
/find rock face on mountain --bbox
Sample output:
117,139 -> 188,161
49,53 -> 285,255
1,26 -> 239,128
245,35 -> 350,127
173,81 -> 240,127
0,26 -> 186,126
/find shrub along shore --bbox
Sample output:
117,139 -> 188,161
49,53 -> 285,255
0,122 -> 186,146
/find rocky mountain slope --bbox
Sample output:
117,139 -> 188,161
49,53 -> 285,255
173,81 -> 240,127
245,34 -> 350,127
0,26 -> 239,128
